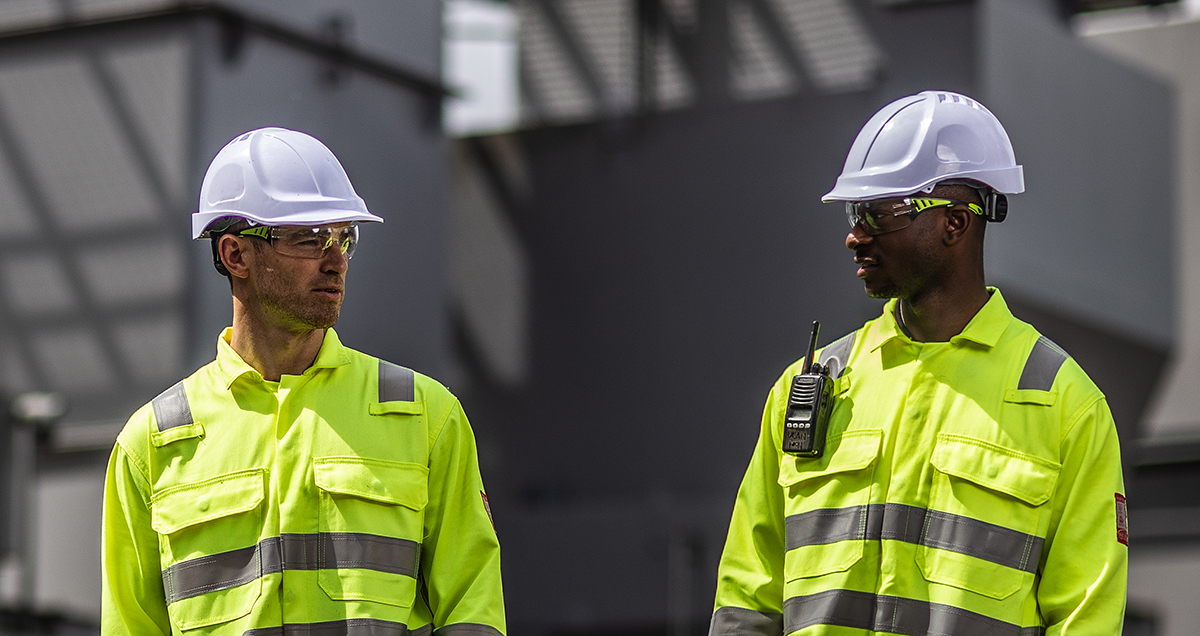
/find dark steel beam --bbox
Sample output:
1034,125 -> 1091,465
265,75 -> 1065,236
0,3 -> 450,99
85,52 -> 181,218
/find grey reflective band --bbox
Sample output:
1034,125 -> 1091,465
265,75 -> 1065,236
708,606 -> 783,636
1017,336 -> 1069,391
818,332 -> 856,379
151,381 -> 193,432
433,625 -> 506,636
243,619 -> 429,636
163,533 -> 421,604
379,360 -> 416,402
786,503 -> 1043,574
784,589 -> 1045,636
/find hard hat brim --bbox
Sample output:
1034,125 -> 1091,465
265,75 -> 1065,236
193,208 -> 384,239
821,166 -> 1025,203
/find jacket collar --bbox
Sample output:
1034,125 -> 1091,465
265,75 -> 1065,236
864,287 -> 1012,352
214,327 -> 351,389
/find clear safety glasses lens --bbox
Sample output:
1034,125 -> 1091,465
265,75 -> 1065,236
845,197 -> 981,236
270,224 -> 359,259
238,224 -> 359,259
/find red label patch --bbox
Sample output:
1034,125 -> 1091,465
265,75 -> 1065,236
1115,493 -> 1128,546
481,491 -> 495,530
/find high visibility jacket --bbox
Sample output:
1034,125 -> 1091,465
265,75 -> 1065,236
102,328 -> 505,636
711,289 -> 1127,636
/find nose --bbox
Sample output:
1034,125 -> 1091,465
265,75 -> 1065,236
846,224 -> 872,250
321,245 -> 349,274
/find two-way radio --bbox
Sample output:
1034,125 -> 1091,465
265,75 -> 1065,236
782,321 -> 834,458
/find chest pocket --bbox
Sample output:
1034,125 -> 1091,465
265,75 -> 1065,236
780,429 -> 882,581
313,457 -> 428,608
150,469 -> 265,631
917,434 -> 1059,600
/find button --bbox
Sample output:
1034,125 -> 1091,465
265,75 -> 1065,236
371,479 -> 384,492
986,464 -> 999,479
197,498 -> 210,512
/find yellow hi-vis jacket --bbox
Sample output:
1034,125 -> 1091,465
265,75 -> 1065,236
711,289 -> 1127,636
102,328 -> 505,636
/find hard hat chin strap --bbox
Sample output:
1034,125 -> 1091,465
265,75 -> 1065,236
211,236 -> 230,277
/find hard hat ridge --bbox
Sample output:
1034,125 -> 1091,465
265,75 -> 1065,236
823,90 -> 1024,222
192,127 -> 383,239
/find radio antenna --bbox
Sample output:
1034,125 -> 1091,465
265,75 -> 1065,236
805,321 -> 821,374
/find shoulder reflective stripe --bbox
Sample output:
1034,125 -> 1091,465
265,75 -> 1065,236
243,619 -> 422,636
785,503 -> 1043,574
708,606 -> 783,636
162,533 -> 421,604
1017,336 -> 1069,391
151,381 -> 193,432
784,590 -> 1044,636
379,360 -> 416,402
432,624 -> 505,636
817,332 -> 856,379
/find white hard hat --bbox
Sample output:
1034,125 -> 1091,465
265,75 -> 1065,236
192,127 -> 383,239
822,91 -> 1024,219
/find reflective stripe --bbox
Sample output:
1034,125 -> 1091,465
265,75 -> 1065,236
784,589 -> 1045,636
151,381 -> 193,432
162,533 -> 421,604
379,360 -> 416,402
432,624 -> 505,636
243,619 -> 427,636
708,606 -> 783,636
785,503 -> 1043,573
818,333 -> 856,380
1017,336 -> 1068,391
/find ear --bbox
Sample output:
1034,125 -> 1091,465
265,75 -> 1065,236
942,205 -> 974,246
218,234 -> 253,279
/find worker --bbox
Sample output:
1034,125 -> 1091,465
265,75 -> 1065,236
101,127 -> 505,635
709,91 -> 1127,635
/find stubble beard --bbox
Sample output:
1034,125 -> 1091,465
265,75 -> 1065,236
864,235 -> 947,302
257,267 -> 343,331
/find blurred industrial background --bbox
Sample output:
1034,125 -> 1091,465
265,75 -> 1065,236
0,0 -> 1192,633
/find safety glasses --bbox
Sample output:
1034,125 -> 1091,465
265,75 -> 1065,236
845,197 -> 983,236
237,223 -> 359,259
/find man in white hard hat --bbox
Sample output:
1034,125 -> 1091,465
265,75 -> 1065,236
101,128 -> 506,635
709,92 -> 1126,635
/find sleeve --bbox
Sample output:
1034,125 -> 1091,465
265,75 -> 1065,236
709,377 -> 789,636
420,398 -> 506,635
1037,396 -> 1128,635
101,438 -> 172,635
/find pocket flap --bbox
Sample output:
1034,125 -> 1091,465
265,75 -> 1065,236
931,435 -> 1060,505
1004,389 -> 1057,406
369,401 -> 425,416
151,469 -> 264,535
779,429 -> 882,488
314,457 -> 429,510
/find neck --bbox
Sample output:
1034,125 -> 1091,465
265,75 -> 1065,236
896,283 -> 990,343
230,296 -> 326,381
